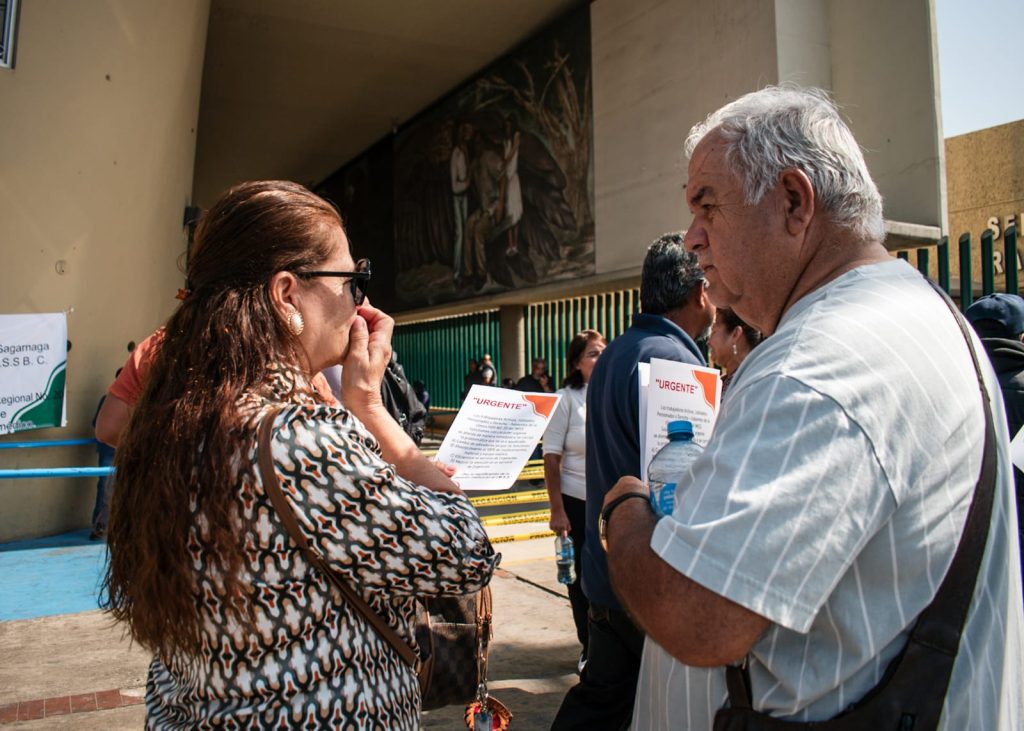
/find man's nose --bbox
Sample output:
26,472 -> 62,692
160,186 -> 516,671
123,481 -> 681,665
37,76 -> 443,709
683,226 -> 706,252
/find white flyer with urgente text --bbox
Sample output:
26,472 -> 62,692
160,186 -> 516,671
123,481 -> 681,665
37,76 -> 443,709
640,358 -> 721,482
436,385 -> 561,490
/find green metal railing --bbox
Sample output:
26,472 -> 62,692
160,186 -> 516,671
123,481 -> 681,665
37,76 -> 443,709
394,225 -> 1020,411
393,310 -> 501,409
524,288 -> 640,387
896,225 -> 1019,308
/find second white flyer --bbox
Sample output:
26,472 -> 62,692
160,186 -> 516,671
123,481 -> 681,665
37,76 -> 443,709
640,358 -> 721,481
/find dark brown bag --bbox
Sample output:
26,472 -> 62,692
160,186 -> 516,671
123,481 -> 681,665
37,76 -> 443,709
256,408 -> 492,710
714,282 -> 997,731
415,591 -> 493,710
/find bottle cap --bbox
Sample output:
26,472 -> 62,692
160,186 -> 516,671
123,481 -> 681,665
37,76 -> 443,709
667,420 -> 694,439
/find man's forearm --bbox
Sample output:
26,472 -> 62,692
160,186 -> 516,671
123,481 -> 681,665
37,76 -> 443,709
605,496 -> 660,624
605,482 -> 770,667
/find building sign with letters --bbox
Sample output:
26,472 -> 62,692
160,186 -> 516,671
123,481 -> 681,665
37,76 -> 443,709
0,313 -> 68,435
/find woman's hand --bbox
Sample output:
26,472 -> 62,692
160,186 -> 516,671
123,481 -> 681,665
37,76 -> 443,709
431,458 -> 458,480
548,505 -> 570,537
341,300 -> 393,417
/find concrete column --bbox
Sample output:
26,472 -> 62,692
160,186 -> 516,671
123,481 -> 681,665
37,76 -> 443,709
500,305 -> 525,383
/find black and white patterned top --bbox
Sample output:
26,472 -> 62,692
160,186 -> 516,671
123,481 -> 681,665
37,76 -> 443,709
144,372 -> 498,729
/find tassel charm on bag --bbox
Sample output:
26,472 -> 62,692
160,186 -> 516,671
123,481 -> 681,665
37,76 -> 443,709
464,630 -> 512,729
464,694 -> 512,730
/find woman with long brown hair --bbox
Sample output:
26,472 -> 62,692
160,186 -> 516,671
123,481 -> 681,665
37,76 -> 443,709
103,180 -> 497,729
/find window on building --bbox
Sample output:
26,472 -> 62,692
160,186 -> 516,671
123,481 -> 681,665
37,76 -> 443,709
1,0 -> 18,69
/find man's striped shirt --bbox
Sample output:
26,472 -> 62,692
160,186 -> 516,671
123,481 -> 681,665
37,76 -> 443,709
633,260 -> 1024,729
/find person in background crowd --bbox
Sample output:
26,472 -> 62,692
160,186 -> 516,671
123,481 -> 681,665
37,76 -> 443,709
517,357 -> 553,393
412,380 -> 430,413
479,353 -> 497,387
103,180 -> 497,728
707,306 -> 762,392
89,372 -> 120,540
501,377 -> 516,389
381,352 -> 428,446
603,86 -> 1023,730
95,329 -> 337,447
461,358 -> 481,401
94,333 -> 162,447
552,232 -> 714,730
543,329 -> 607,675
965,292 -> 1024,584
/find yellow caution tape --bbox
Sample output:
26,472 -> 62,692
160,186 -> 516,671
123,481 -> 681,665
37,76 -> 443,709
469,489 -> 549,507
489,530 -> 556,544
481,509 -> 551,527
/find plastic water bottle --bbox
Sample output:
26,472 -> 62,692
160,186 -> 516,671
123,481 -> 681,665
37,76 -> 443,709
555,535 -> 576,584
648,420 -> 704,518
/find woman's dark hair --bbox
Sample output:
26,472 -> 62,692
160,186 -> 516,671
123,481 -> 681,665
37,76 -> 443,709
717,307 -> 762,350
103,180 -> 340,660
564,329 -> 607,389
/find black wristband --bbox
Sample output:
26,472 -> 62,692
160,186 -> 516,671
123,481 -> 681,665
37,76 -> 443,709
599,492 -> 650,552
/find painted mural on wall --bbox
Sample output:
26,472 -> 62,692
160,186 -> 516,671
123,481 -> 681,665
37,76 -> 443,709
393,8 -> 594,308
317,139 -> 397,310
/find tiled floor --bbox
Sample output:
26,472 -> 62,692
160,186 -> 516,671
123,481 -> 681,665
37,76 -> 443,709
0,690 -> 143,725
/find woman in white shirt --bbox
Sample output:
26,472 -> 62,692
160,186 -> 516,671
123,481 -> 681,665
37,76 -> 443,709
542,329 -> 606,672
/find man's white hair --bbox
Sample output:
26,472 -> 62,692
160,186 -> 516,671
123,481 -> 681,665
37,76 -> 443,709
685,86 -> 885,244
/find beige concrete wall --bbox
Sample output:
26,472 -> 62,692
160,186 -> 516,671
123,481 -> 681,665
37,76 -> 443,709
775,0 -> 831,90
590,0 -> 943,284
591,0 -> 779,275
0,0 -> 210,541
945,120 -> 1024,286
828,0 -> 945,232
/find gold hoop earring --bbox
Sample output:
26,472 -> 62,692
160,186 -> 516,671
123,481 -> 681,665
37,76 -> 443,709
287,310 -> 305,336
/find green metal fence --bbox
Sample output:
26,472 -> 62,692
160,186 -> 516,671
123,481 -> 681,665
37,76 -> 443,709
393,310 -> 501,409
394,224 -> 1020,411
524,288 -> 640,388
896,225 -> 1019,309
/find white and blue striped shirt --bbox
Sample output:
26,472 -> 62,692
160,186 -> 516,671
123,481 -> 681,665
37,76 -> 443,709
635,259 -> 1024,730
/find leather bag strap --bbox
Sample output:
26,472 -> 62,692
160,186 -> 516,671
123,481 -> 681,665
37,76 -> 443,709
256,406 -> 420,669
724,279 -> 998,709
912,282 -> 998,653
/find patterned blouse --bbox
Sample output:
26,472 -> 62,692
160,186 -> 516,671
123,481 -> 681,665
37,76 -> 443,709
144,372 -> 499,729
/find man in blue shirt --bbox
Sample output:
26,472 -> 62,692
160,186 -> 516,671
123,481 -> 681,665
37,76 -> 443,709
552,232 -> 714,730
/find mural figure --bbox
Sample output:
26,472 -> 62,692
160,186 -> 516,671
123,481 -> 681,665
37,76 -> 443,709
450,120 -> 472,285
393,8 -> 593,307
502,115 -> 523,258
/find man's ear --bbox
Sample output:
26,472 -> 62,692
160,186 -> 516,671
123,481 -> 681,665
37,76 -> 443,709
269,271 -> 302,319
689,283 -> 707,309
779,168 -> 815,236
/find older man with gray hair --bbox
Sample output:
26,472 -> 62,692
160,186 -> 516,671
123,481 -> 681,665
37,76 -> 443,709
602,87 -> 1024,729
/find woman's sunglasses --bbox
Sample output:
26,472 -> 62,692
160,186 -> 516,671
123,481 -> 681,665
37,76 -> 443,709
295,258 -> 372,306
